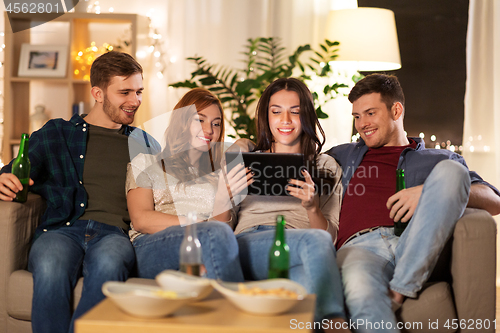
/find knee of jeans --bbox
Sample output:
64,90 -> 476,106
433,160 -> 470,186
92,250 -> 135,275
202,222 -> 235,243
31,255 -> 72,282
298,229 -> 334,249
342,269 -> 385,302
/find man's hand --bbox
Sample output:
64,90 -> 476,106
0,173 -> 34,201
386,185 -> 423,222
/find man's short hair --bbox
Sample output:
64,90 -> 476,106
90,51 -> 143,89
348,74 -> 405,111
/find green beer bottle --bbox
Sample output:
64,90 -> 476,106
12,133 -> 31,203
268,215 -> 290,279
394,169 -> 407,236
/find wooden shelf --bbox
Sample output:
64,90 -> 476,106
10,77 -> 70,83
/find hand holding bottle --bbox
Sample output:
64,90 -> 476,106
0,173 -> 34,201
0,133 -> 33,202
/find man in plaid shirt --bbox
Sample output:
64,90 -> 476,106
0,51 -> 159,333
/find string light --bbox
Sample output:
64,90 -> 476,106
145,14 -> 168,80
74,42 -> 113,81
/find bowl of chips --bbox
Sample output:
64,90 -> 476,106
211,279 -> 306,315
102,281 -> 198,318
156,270 -> 214,301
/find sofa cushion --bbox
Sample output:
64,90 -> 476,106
7,270 -> 83,321
398,281 -> 457,333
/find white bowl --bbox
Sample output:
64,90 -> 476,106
102,281 -> 197,318
155,270 -> 213,301
211,279 -> 306,315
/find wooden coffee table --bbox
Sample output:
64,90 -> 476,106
75,291 -> 315,333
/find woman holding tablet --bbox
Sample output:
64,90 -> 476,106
233,78 -> 349,330
126,88 -> 249,281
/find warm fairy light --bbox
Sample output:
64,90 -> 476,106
430,135 -> 436,142
146,17 -> 168,79
74,42 -> 113,81
419,132 -> 424,138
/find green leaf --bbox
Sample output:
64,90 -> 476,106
316,106 -> 329,119
235,79 -> 261,95
199,76 -> 218,85
169,80 -> 198,89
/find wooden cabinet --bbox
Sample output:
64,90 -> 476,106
2,12 -> 149,163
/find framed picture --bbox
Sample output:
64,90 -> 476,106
18,44 -> 68,78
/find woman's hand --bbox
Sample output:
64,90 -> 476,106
287,169 -> 319,211
219,163 -> 253,200
213,163 -> 253,222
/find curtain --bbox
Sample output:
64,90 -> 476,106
463,0 -> 500,190
464,0 -> 500,284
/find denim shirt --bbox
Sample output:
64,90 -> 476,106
325,137 -> 500,198
0,114 -> 160,239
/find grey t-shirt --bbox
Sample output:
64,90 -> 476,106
78,124 -> 131,229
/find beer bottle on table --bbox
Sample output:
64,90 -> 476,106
179,212 -> 205,277
394,169 -> 407,236
268,215 -> 290,279
12,133 -> 31,203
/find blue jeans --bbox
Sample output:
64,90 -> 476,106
28,220 -> 135,333
133,221 -> 244,282
236,226 -> 346,321
338,160 -> 471,333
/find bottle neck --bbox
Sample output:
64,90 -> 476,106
396,169 -> 406,192
274,216 -> 286,242
17,134 -> 29,160
184,223 -> 197,238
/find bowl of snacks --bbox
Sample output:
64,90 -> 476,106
155,270 -> 214,301
211,279 -> 306,315
102,281 -> 198,318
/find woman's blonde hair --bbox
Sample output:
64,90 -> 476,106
161,88 -> 225,185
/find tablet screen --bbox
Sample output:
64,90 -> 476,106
225,152 -> 305,196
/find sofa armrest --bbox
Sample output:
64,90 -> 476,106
0,193 -> 46,274
0,193 -> 45,330
451,208 -> 496,331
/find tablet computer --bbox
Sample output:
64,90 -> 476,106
225,152 -> 305,196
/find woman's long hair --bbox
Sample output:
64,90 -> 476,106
161,88 -> 225,185
254,78 -> 334,193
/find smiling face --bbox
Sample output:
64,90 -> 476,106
102,73 -> 144,126
352,92 -> 407,148
268,89 -> 303,153
189,104 -> 222,154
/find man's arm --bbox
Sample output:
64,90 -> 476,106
467,184 -> 500,216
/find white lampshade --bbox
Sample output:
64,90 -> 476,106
325,7 -> 402,71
